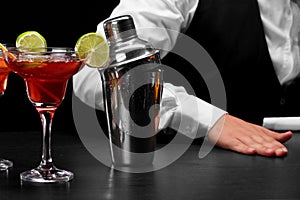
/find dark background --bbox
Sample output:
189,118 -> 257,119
0,0 -> 120,132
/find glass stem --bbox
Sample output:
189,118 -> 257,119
38,109 -> 56,169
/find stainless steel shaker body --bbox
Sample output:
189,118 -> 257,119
100,15 -> 163,167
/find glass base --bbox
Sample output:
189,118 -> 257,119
0,159 -> 13,171
20,165 -> 73,183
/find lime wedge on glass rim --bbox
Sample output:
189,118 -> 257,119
16,31 -> 47,51
15,31 -> 47,68
75,32 -> 109,68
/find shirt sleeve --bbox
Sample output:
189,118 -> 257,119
160,83 -> 227,138
72,0 -> 227,139
96,0 -> 199,55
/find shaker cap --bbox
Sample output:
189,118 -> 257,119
103,15 -> 137,43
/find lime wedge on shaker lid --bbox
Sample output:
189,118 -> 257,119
75,32 -> 109,68
16,31 -> 47,50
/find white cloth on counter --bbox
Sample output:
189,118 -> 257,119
263,117 -> 300,130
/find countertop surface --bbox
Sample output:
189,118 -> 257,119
1,130 -> 300,200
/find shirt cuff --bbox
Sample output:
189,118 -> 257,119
159,83 -> 227,139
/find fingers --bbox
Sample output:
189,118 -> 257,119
224,134 -> 288,157
242,139 -> 288,157
210,114 -> 293,157
228,141 -> 256,155
264,129 -> 293,143
251,129 -> 292,156
250,130 -> 288,152
234,129 -> 290,157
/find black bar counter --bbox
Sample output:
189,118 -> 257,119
1,130 -> 300,200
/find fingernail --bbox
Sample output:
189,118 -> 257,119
282,147 -> 288,153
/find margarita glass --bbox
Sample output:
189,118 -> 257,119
3,47 -> 85,182
0,44 -> 13,171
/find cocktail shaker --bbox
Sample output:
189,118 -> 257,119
99,15 -> 163,167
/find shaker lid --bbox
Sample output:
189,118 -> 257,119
103,15 -> 137,43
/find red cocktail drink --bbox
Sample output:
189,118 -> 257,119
7,59 -> 83,107
3,47 -> 85,183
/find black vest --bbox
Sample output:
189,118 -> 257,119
178,0 -> 290,125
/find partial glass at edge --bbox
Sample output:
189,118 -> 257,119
3,47 -> 85,182
0,44 -> 13,171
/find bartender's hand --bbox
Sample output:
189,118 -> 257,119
208,114 -> 293,157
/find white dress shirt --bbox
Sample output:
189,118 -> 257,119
258,0 -> 300,85
73,0 -> 300,138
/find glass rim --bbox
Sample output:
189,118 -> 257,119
5,47 -> 78,54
